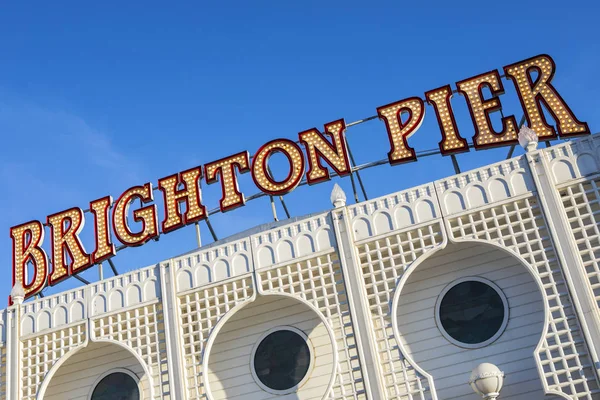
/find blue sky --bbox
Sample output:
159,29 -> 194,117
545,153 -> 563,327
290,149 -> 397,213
0,1 -> 598,307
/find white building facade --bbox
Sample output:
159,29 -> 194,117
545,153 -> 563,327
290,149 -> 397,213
1,132 -> 600,400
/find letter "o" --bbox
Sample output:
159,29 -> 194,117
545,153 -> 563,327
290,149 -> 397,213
251,139 -> 305,196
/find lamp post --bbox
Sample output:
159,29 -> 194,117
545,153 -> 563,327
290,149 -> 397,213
469,363 -> 504,399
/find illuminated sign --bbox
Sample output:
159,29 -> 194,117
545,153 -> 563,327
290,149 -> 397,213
10,54 -> 590,301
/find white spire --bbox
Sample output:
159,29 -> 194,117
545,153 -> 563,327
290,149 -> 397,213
10,280 -> 25,305
330,183 -> 347,208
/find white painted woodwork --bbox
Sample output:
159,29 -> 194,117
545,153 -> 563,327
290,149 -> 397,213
396,242 -> 562,399
207,295 -> 334,400
43,342 -> 150,400
0,132 -> 599,399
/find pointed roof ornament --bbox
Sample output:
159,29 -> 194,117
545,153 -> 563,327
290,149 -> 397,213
10,280 -> 25,305
330,183 -> 347,208
518,126 -> 539,153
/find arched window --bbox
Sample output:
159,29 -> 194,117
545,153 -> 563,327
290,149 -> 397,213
90,370 -> 140,400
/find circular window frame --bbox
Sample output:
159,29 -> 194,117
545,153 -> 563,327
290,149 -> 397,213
87,368 -> 141,400
250,326 -> 314,395
434,276 -> 509,349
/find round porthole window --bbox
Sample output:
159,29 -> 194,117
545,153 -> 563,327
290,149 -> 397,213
90,371 -> 140,400
435,277 -> 509,348
251,327 -> 312,394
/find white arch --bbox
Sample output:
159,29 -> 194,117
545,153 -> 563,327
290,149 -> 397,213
389,244 -> 445,400
90,338 -> 155,399
390,237 -> 568,400
36,337 -> 154,400
201,291 -> 338,400
36,337 -> 89,400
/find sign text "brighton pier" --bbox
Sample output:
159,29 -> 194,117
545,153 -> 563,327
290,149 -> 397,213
10,54 -> 590,301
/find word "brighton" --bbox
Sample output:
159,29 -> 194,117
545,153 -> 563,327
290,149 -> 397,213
10,54 -> 590,301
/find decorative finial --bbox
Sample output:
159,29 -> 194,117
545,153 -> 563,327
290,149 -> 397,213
469,363 -> 504,400
518,126 -> 539,152
330,183 -> 346,208
10,281 -> 25,305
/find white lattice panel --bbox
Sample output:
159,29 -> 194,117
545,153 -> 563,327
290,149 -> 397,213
544,134 -> 600,184
256,251 -> 366,399
559,177 -> 600,307
348,184 -> 445,399
0,309 -> 6,400
173,237 -> 252,293
356,222 -> 444,400
348,183 -> 439,242
0,345 -> 5,400
173,234 -> 257,399
436,156 -> 534,216
87,263 -> 168,398
89,266 -> 169,398
178,275 -> 255,399
250,213 -> 365,398
92,301 -> 169,399
0,309 -> 5,345
89,264 -> 160,317
447,196 -> 600,399
21,323 -> 86,400
20,287 -> 86,336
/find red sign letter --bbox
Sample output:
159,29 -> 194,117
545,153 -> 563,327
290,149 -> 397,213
299,119 -> 351,185
425,85 -> 469,155
90,196 -> 116,263
10,221 -> 48,300
377,97 -> 425,164
112,183 -> 159,246
47,207 -> 92,285
158,167 -> 207,233
205,152 -> 250,212
456,70 -> 518,150
251,139 -> 305,196
504,54 -> 590,139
